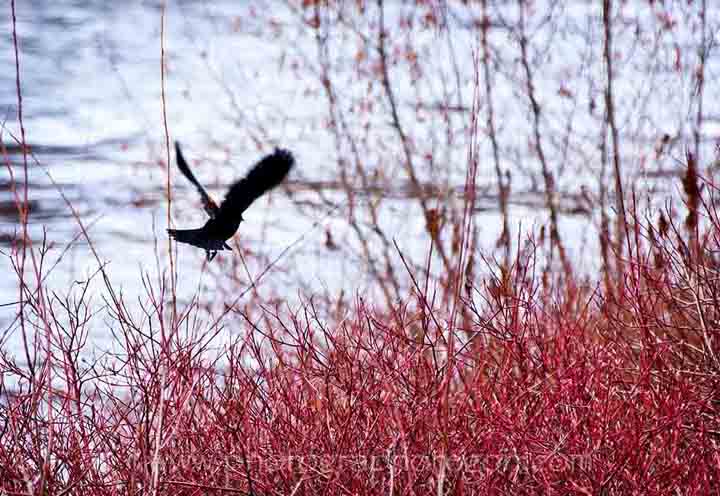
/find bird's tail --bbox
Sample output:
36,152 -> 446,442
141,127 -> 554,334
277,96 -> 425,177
167,228 -> 232,251
167,228 -> 203,248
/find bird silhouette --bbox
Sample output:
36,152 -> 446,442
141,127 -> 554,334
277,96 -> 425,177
168,141 -> 295,261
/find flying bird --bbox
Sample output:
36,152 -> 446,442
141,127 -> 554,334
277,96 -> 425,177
168,141 -> 295,261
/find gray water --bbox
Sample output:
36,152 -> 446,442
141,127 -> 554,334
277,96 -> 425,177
1,1 -> 335,316
2,0 -> 719,351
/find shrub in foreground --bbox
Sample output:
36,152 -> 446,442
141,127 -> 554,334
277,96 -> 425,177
2,198 -> 720,495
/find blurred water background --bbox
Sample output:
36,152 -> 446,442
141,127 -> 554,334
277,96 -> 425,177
1,0 -> 719,350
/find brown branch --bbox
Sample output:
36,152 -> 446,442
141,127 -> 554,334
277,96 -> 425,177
693,0 -> 708,162
517,2 -> 571,276
480,0 -> 510,268
598,118 -> 614,296
603,0 -> 629,268
376,0 -> 452,276
160,3 -> 177,326
10,0 -> 32,377
310,2 -> 399,308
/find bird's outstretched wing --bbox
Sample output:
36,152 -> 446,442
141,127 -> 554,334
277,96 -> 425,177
174,141 -> 220,218
216,148 -> 294,223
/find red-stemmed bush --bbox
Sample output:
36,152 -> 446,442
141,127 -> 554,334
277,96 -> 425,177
2,186 -> 719,494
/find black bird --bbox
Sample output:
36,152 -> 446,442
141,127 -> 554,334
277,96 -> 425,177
168,141 -> 295,261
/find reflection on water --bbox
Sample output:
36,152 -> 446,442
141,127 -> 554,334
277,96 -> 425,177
1,0 -> 719,347
1,1 -> 308,324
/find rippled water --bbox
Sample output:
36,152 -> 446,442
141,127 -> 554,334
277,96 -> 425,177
2,1 -> 719,349
0,1 -> 338,345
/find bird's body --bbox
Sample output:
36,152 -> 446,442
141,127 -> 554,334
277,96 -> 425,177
168,142 -> 294,261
